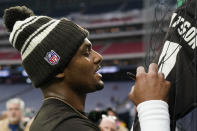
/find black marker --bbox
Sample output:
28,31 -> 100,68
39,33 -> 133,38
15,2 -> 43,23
127,72 -> 136,80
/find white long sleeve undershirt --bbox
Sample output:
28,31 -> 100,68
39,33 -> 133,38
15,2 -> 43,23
131,100 -> 170,131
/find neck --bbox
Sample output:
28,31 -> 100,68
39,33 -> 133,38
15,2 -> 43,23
42,82 -> 86,111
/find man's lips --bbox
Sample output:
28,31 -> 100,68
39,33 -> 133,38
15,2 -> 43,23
95,66 -> 102,78
95,72 -> 102,78
95,65 -> 101,73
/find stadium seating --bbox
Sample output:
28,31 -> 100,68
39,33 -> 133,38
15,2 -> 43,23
102,42 -> 143,55
0,42 -> 144,64
0,82 -> 133,113
85,81 -> 133,112
92,44 -> 105,53
0,51 -> 21,60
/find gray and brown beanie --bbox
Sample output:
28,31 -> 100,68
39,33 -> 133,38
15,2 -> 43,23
3,6 -> 89,87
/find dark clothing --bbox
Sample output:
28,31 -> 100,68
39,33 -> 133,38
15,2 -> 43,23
30,99 -> 100,131
9,124 -> 20,131
133,0 -> 197,131
165,0 -> 197,120
163,1 -> 197,130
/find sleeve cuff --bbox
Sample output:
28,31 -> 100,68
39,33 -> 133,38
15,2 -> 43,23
136,100 -> 170,131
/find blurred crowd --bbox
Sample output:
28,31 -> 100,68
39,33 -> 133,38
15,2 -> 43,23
89,108 -> 131,131
0,98 -> 34,131
0,98 -> 135,131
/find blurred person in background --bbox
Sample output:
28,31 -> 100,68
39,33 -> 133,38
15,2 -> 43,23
106,108 -> 116,116
106,108 -> 128,131
0,98 -> 26,131
3,5 -> 171,131
99,114 -> 117,131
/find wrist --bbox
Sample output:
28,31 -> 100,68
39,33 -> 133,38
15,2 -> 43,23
136,100 -> 170,131
137,100 -> 169,116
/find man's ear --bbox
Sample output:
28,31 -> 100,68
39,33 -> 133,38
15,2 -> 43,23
56,73 -> 64,78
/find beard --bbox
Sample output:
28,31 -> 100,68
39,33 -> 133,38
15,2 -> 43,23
95,82 -> 104,91
8,117 -> 20,124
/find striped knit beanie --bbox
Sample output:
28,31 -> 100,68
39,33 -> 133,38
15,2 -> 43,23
3,6 -> 89,87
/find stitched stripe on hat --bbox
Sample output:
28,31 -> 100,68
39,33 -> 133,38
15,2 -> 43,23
22,20 -> 60,60
12,17 -> 52,51
21,19 -> 56,54
9,16 -> 37,47
9,16 -> 36,46
21,20 -> 56,54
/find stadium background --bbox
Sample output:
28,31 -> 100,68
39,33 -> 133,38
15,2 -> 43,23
2,0 -> 195,130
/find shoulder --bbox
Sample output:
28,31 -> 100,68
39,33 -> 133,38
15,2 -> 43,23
0,119 -> 9,130
31,99 -> 100,131
0,119 -> 8,125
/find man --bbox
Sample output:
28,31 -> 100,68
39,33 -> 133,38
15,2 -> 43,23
106,108 -> 128,131
99,115 -> 117,131
0,98 -> 25,131
3,6 -> 171,131
106,108 -> 116,116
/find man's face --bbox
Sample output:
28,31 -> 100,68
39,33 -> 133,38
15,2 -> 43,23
7,103 -> 23,124
63,38 -> 104,93
99,118 -> 117,131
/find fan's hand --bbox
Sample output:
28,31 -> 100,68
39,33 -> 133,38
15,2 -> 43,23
129,63 -> 171,106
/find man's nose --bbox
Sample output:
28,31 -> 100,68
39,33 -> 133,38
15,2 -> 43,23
93,50 -> 103,64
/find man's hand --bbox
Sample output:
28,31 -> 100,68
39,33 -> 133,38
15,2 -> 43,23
129,63 -> 171,106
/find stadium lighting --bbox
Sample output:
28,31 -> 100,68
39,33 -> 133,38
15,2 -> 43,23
0,70 -> 10,77
97,66 -> 119,74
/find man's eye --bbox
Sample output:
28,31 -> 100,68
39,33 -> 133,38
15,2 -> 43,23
84,48 -> 91,57
84,50 -> 90,57
84,52 -> 90,57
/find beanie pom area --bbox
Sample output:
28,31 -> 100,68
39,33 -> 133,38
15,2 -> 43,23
3,6 -> 34,32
